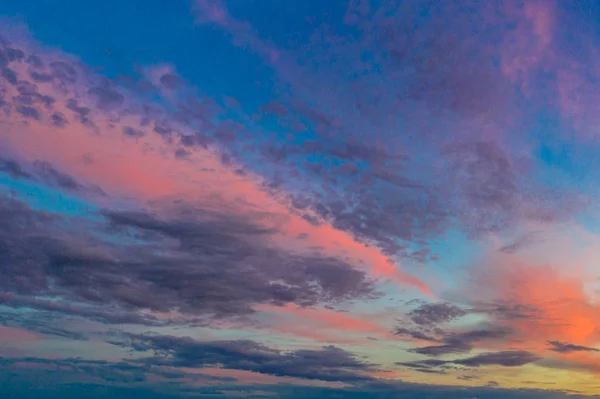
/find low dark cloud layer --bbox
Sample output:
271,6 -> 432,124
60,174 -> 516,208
397,350 -> 541,374
0,355 -> 593,399
0,194 -> 378,337
548,341 -> 600,354
110,333 -> 379,382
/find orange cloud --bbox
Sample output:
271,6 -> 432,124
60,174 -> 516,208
468,252 -> 600,368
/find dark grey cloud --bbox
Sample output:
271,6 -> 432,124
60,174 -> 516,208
393,327 -> 439,343
395,301 -> 511,357
413,326 -> 512,355
0,356 -> 215,389
111,333 -> 379,382
2,67 -> 17,84
0,310 -> 87,340
0,156 -> 104,195
30,71 -> 53,83
65,98 -> 92,124
97,208 -> 378,314
16,105 -> 41,120
32,161 -> 87,192
13,81 -> 54,109
0,194 -> 378,337
547,341 -> 600,354
49,61 -> 78,84
0,156 -> 32,179
407,302 -> 468,327
499,232 -> 540,254
25,54 -> 43,68
408,341 -> 472,357
397,350 -> 540,373
0,292 -> 165,328
0,197 -> 62,295
452,351 -> 540,368
50,111 -> 68,127
123,126 -> 145,138
159,73 -> 181,90
88,85 -> 124,110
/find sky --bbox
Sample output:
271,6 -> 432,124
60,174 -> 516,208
2,0 -> 600,398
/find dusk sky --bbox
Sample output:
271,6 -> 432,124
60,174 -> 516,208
2,1 -> 600,398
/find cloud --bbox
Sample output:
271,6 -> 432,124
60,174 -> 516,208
547,341 -> 600,354
0,325 -> 38,345
0,355 -> 592,399
451,350 -> 540,368
110,333 -> 380,382
0,32 -> 430,297
0,292 -> 165,327
255,303 -> 391,343
397,350 -> 540,373
99,207 -> 379,313
407,302 -> 468,327
189,0 -> 586,268
0,195 -> 379,331
468,256 -> 600,348
0,29 -> 441,347
0,311 -> 87,341
406,327 -> 512,357
394,300 -> 513,357
0,156 -> 103,196
452,251 -> 600,377
1,2 -> 600,396
0,156 -> 32,179
0,356 -> 203,389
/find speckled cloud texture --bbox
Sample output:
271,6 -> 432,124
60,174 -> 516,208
1,1 -> 600,398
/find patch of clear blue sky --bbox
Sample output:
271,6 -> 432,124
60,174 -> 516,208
0,0 -> 275,105
0,173 -> 167,249
528,111 -> 600,234
0,172 -> 98,217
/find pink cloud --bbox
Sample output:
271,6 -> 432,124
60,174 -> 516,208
0,35 -> 430,297
0,326 -> 39,344
500,0 -> 556,92
256,303 -> 393,343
